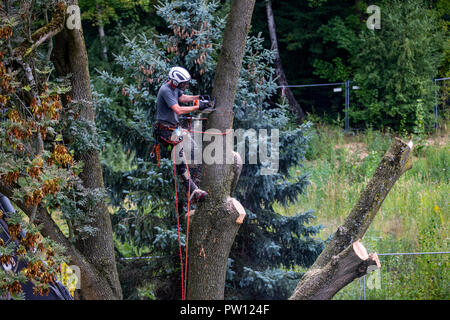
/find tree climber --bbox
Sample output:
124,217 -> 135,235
153,66 -> 214,203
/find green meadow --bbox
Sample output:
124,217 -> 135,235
274,122 -> 449,299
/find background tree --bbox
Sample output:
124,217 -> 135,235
251,0 -> 448,131
250,0 -> 359,122
350,0 -> 444,132
78,0 -> 154,61
0,0 -> 122,299
265,0 -> 305,122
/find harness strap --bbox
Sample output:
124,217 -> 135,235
156,144 -> 161,168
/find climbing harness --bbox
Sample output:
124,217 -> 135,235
151,122 -> 185,167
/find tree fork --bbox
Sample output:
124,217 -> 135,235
290,137 -> 413,300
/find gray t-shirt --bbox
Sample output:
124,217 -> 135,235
156,81 -> 183,125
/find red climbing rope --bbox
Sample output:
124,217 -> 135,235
184,152 -> 191,300
172,148 -> 185,300
172,149 -> 192,300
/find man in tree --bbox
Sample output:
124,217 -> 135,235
153,66 -> 214,203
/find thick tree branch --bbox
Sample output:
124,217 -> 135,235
290,137 -> 413,300
266,0 -> 305,122
290,240 -> 380,300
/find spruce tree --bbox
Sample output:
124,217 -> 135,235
95,0 -> 323,299
310,0 -> 445,132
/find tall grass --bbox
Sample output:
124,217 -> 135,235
275,122 -> 449,299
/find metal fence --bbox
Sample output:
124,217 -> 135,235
358,251 -> 450,300
280,77 -> 450,132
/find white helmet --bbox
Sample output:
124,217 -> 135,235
169,66 -> 191,87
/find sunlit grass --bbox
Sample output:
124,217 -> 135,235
275,122 -> 449,299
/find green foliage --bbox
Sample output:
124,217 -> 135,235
307,0 -> 445,132
251,0 -> 448,132
238,267 -> 301,300
350,0 -> 444,132
94,0 -> 323,299
0,1 -> 102,297
79,0 -> 152,26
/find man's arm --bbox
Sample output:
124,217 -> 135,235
170,103 -> 199,115
178,94 -> 199,104
172,94 -> 200,115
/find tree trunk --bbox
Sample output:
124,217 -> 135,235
96,5 -> 108,61
186,0 -> 256,300
0,184 -> 123,301
50,0 -> 122,300
265,0 -> 305,122
98,23 -> 108,61
290,138 -> 413,300
291,240 -> 380,300
44,5 -> 54,62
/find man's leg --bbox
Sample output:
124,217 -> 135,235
172,131 -> 208,203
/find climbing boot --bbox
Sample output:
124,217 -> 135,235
189,188 -> 208,203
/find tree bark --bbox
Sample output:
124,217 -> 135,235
290,138 -> 413,300
186,0 -> 255,300
265,0 -> 305,122
50,0 -> 122,300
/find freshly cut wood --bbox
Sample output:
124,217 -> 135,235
186,209 -> 195,218
186,0 -> 256,300
227,197 -> 246,224
290,137 -> 413,300
290,240 -> 379,300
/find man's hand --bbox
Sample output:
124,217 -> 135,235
199,100 -> 212,111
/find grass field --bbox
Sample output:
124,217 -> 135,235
274,122 -> 449,299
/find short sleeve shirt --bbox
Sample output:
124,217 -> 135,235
156,81 -> 183,125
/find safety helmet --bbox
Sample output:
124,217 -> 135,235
168,66 -> 191,87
